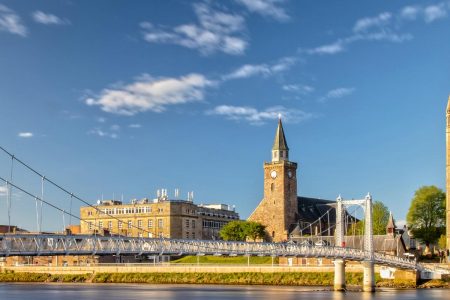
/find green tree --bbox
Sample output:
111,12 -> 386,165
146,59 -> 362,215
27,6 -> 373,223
406,186 -> 445,246
219,221 -> 247,241
244,221 -> 266,242
347,201 -> 390,235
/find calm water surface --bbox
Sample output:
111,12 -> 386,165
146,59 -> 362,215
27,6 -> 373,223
0,283 -> 448,300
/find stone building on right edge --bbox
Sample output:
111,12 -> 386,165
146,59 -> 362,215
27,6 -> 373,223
446,95 -> 450,254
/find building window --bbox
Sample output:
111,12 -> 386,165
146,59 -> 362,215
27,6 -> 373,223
185,219 -> 190,228
192,232 -> 195,239
148,219 -> 153,228
148,232 -> 153,238
271,183 -> 274,192
158,208 -> 163,213
158,219 -> 163,228
88,211 -> 93,216
99,221 -> 103,229
158,232 -> 163,238
108,221 -> 113,230
273,151 -> 277,159
138,232 -> 143,238
138,220 -> 143,229
118,221 -> 123,229
186,232 -> 189,239
192,220 -> 196,229
128,220 -> 132,229
88,222 -> 93,230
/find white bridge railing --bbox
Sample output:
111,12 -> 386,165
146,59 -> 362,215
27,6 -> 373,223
0,234 -> 427,271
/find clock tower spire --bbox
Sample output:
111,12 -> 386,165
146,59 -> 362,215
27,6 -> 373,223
248,118 -> 298,242
272,118 -> 289,162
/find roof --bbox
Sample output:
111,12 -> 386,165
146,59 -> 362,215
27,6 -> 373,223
386,211 -> 396,230
272,118 -> 289,151
297,196 -> 336,224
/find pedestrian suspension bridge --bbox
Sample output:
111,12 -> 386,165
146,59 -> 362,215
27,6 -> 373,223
0,146 -> 448,291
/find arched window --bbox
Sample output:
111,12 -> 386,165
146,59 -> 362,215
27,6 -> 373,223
272,231 -> 275,238
271,183 -> 274,192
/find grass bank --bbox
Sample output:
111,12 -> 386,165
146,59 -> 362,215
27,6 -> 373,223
171,256 -> 278,264
1,271 -> 448,288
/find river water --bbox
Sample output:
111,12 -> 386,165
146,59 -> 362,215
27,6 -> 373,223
0,283 -> 447,300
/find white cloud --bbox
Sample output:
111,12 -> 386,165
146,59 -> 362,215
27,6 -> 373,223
0,185 -> 7,197
396,219 -> 407,228
424,4 -> 447,23
129,124 -> 142,128
32,11 -> 68,25
0,4 -> 27,37
223,57 -> 296,80
307,41 -> 345,55
86,73 -> 213,116
141,3 -> 247,55
207,105 -> 313,125
18,132 -> 33,138
399,3 -> 449,23
282,84 -> 314,94
400,6 -> 420,20
319,87 -> 355,102
88,128 -> 118,139
353,12 -> 392,33
235,0 -> 290,21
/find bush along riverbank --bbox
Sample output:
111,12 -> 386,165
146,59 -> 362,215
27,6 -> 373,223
0,271 -> 448,288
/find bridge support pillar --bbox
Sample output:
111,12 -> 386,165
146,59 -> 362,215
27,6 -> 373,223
362,261 -> 375,292
334,258 -> 346,291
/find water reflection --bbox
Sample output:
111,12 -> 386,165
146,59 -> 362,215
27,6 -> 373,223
0,284 -> 446,300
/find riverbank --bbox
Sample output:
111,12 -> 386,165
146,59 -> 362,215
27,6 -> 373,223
0,271 -> 448,288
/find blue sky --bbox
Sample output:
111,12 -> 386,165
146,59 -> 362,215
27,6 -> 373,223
1,0 -> 449,231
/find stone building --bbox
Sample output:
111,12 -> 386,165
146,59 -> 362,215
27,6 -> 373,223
248,118 -> 340,242
446,95 -> 450,252
79,193 -> 239,240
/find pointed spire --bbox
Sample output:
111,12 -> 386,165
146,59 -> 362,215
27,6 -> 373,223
271,118 -> 289,162
272,118 -> 289,151
386,211 -> 396,235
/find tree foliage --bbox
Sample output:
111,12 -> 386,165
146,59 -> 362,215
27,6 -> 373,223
219,221 -> 266,242
406,185 -> 445,245
347,201 -> 390,235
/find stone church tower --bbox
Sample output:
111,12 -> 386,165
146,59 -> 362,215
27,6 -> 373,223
248,118 -> 298,242
446,95 -> 450,252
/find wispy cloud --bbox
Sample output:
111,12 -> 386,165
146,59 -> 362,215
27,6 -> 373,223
235,0 -> 290,22
206,105 -> 314,125
18,132 -> 33,138
141,3 -> 247,55
304,2 -> 450,57
307,40 -> 345,55
0,4 -> 27,37
353,12 -> 392,33
223,57 -> 296,80
86,73 -> 213,116
424,3 -> 448,23
282,84 -> 314,95
88,128 -> 118,139
129,124 -> 142,128
32,11 -> 69,25
319,87 -> 355,102
400,3 -> 449,23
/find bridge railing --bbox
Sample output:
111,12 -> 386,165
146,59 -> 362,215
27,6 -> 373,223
0,234 -> 431,272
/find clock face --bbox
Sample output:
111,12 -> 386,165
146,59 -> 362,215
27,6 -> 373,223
270,170 -> 277,179
288,170 -> 293,178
